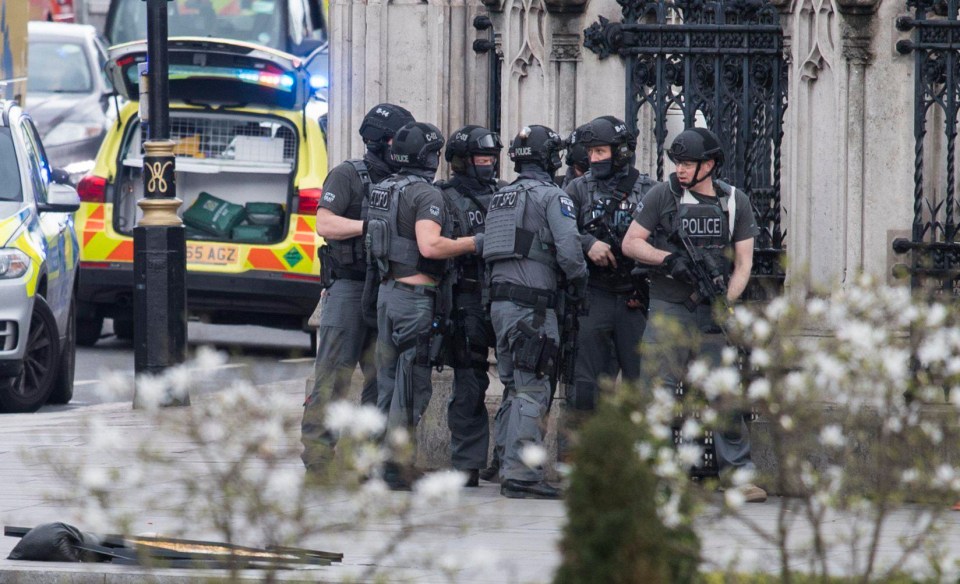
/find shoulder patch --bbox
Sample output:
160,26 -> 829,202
322,192 -> 336,202
429,205 -> 441,217
559,196 -> 576,219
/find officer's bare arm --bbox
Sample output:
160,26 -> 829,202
315,208 -> 363,241
727,237 -> 754,302
622,221 -> 671,265
415,220 -> 476,259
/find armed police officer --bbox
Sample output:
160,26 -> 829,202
564,116 -> 657,430
366,121 -> 481,490
484,125 -> 588,499
436,125 -> 503,487
622,127 -> 766,503
301,103 -> 414,474
560,127 -> 589,189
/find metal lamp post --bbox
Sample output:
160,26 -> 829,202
133,0 -> 189,407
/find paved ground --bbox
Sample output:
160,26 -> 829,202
2,377 -> 960,583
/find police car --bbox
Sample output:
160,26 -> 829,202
74,38 -> 327,346
0,101 -> 81,412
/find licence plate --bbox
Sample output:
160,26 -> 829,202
186,243 -> 240,266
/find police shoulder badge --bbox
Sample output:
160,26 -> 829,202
429,205 -> 441,217
322,192 -> 336,202
559,196 -> 576,219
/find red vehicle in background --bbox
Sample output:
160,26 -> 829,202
29,0 -> 75,22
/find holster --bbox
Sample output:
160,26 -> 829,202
415,317 -> 449,369
514,320 -> 558,379
318,245 -> 335,289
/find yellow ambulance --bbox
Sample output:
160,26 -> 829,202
74,38 -> 327,346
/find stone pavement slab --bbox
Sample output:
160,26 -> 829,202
1,378 -> 959,583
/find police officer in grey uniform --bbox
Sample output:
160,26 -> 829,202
622,127 -> 767,503
436,125 -> 503,486
301,103 -> 414,473
564,116 -> 657,423
484,125 -> 588,499
366,121 -> 481,490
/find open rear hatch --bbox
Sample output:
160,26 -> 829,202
106,37 -> 310,110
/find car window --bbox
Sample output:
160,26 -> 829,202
27,42 -> 93,94
19,120 -> 49,204
0,128 -> 23,202
95,36 -> 112,89
109,0 -> 285,51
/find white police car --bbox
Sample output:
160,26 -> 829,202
0,100 -> 81,412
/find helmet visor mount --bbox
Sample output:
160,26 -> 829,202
472,132 -> 502,152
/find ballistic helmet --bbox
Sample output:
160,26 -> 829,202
358,103 -> 415,145
444,125 -> 503,161
389,122 -> 446,170
508,125 -> 564,174
576,116 -> 637,168
666,127 -> 725,166
565,127 -> 590,173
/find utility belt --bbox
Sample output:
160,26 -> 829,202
489,282 -> 557,310
387,280 -> 447,371
319,244 -> 367,287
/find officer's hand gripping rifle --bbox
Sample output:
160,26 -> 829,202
674,226 -> 734,338
582,205 -> 650,309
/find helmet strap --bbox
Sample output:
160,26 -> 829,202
677,160 -> 716,190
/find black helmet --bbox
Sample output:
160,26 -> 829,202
565,128 -> 589,173
389,122 -> 445,170
576,115 -> 636,168
444,125 -> 503,162
666,127 -> 725,165
358,103 -> 415,144
508,125 -> 563,173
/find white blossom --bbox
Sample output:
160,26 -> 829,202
747,378 -> 771,401
687,359 -> 710,385
520,444 -> 547,468
414,471 -> 465,505
751,319 -> 772,343
81,466 -> 111,490
780,416 -> 795,431
702,367 -> 740,400
193,345 -> 228,370
681,419 -> 701,440
750,348 -> 771,369
721,347 -> 738,366
657,492 -> 682,528
725,487 -> 746,509
678,444 -> 703,467
901,469 -> 919,485
635,441 -> 653,461
134,374 -> 168,410
819,425 -> 846,448
730,467 -> 756,487
325,401 -> 386,438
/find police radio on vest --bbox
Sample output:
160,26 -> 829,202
681,216 -> 722,235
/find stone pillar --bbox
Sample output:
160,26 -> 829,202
328,0 -> 492,164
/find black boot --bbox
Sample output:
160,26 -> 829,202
383,462 -> 413,491
463,469 -> 480,487
479,460 -> 500,483
500,479 -> 562,499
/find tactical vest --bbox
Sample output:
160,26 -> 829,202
672,183 -> 738,279
482,179 -> 559,269
439,181 -> 493,286
366,174 -> 448,280
324,159 -> 372,279
583,172 -> 656,291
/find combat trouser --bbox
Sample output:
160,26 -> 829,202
641,298 -> 753,473
376,280 -> 437,433
447,291 -> 493,471
301,278 -> 378,470
568,286 -> 647,411
490,299 -> 559,483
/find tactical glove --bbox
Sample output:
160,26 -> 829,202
473,232 -> 485,256
663,253 -> 695,285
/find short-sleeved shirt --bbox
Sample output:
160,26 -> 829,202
633,180 -> 759,303
317,156 -> 392,220
390,179 -> 448,278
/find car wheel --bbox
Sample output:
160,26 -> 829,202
48,298 -> 77,405
76,313 -> 104,347
0,295 -> 61,413
113,317 -> 134,341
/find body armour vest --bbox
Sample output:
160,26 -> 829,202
324,159 -> 372,279
671,182 -> 738,280
365,174 -> 448,280
583,172 -> 656,291
439,181 -> 494,285
482,179 -> 558,269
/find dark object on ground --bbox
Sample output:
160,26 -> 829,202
7,522 -> 101,562
5,525 -> 342,569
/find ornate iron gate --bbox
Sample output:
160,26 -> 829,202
583,0 -> 788,298
894,1 -> 960,294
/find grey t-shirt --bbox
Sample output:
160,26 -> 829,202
391,179 -> 448,278
632,180 -> 759,303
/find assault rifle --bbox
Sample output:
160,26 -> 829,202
582,209 -> 650,308
673,226 -> 734,339
552,279 -> 588,410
